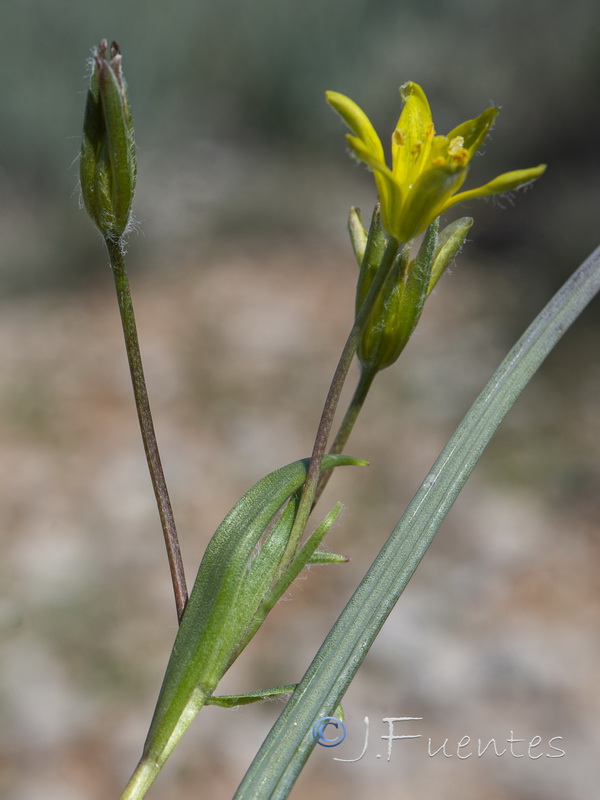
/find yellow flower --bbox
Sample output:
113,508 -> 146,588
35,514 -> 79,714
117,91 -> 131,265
326,82 -> 546,242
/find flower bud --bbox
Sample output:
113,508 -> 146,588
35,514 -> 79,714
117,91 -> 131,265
428,216 -> 473,294
357,221 -> 439,372
348,207 -> 368,266
80,40 -> 136,239
354,205 -> 388,308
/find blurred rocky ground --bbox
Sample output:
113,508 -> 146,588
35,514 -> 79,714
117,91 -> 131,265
2,1 -> 600,797
1,230 -> 599,799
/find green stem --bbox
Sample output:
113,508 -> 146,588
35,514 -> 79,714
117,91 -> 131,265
120,760 -> 161,800
234,242 -> 600,800
330,365 -> 376,455
282,238 -> 400,565
120,687 -> 210,800
313,365 -> 376,505
106,237 -> 187,620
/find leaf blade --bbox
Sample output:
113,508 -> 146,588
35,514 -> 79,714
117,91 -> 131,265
234,244 -> 600,799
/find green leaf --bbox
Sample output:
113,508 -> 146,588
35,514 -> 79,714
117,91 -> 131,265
121,454 -> 364,800
207,685 -> 296,708
308,550 -> 348,564
208,687 -> 345,723
234,243 -> 600,799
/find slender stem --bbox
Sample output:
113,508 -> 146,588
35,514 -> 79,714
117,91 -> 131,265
330,366 -> 376,455
282,238 -> 400,564
312,364 -> 376,506
105,237 -> 188,620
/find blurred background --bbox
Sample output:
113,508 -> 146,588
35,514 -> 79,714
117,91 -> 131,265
1,1 -> 599,798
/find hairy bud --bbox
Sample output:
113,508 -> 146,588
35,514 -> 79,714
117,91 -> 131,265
80,40 -> 136,239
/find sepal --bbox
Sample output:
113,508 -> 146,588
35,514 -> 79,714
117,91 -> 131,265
428,216 -> 473,294
357,220 -> 439,372
348,207 -> 368,266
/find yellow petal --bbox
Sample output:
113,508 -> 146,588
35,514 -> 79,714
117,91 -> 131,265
373,169 -> 403,239
396,164 -> 468,241
325,91 -> 385,164
342,135 -> 402,237
445,107 -> 498,157
393,82 -> 435,187
445,164 -> 547,208
346,134 -> 390,174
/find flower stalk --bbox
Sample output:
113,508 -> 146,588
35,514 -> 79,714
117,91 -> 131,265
282,235 -> 401,562
106,239 -> 188,619
80,41 -> 187,619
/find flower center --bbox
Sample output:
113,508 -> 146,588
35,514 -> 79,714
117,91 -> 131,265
447,136 -> 469,165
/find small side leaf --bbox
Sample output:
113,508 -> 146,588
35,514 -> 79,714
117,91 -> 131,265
260,502 -> 345,616
308,550 -> 349,564
207,685 -> 297,708
208,686 -> 345,723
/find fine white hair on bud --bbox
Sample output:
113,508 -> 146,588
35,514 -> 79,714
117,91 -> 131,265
80,39 -> 137,240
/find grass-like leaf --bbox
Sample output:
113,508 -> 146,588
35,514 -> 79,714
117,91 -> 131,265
234,243 -> 600,799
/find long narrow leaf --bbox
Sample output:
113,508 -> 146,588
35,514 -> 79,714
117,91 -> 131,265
235,244 -> 600,799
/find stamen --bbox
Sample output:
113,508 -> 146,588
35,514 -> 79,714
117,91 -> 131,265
448,136 -> 468,165
411,140 -> 423,158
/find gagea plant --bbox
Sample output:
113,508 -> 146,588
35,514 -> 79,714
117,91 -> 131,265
78,40 -> 600,800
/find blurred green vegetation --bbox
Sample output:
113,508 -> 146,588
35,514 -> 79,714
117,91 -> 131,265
1,0 -> 599,301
